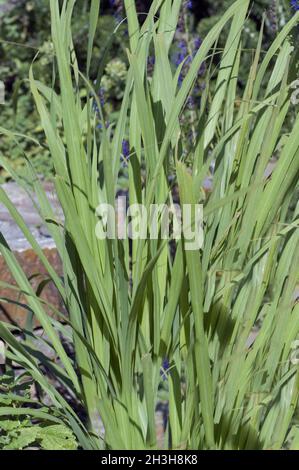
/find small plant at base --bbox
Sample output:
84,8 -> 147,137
0,372 -> 78,450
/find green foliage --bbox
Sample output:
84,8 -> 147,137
0,0 -> 52,181
0,372 -> 78,450
0,0 -> 129,182
0,0 -> 298,450
1,421 -> 78,450
1,0 -> 298,183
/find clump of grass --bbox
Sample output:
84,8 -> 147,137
0,0 -> 299,450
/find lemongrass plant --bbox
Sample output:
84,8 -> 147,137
0,0 -> 299,450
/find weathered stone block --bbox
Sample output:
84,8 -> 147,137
0,182 -> 63,327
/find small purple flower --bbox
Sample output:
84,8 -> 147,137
175,53 -> 185,66
185,0 -> 192,10
162,357 -> 170,370
174,41 -> 188,67
160,358 -> 170,381
121,139 -> 130,167
122,139 -> 130,158
178,40 -> 188,53
291,0 -> 299,11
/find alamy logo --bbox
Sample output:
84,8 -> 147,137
0,80 -> 4,104
95,197 -> 204,250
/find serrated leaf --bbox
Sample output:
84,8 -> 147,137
0,397 -> 13,406
38,425 -> 78,451
3,427 -> 39,450
0,419 -> 22,432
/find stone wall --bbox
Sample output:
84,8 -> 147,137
0,182 -> 63,328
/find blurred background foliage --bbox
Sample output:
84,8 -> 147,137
0,0 -> 297,182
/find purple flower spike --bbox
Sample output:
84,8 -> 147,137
162,358 -> 170,370
178,40 -> 188,52
121,140 -> 130,167
122,139 -> 130,158
290,0 -> 299,11
174,52 -> 185,66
